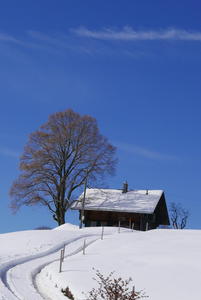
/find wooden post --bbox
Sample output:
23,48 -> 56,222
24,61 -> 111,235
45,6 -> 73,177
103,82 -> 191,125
59,249 -> 64,273
101,226 -> 104,240
132,222 -> 134,231
83,239 -> 86,255
62,244 -> 65,262
146,222 -> 149,231
129,218 -> 131,229
118,220 -> 121,233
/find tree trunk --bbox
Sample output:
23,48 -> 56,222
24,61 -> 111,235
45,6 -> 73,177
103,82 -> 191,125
54,204 -> 65,226
58,213 -> 65,225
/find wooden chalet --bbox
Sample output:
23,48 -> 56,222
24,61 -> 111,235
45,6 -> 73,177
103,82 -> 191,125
72,183 -> 170,231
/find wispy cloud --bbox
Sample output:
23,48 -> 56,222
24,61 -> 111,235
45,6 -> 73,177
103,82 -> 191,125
0,147 -> 20,158
0,31 -> 68,48
71,26 -> 201,41
0,33 -> 32,48
0,30 -> 94,55
0,33 -> 22,44
1,27 -> 201,59
115,142 -> 178,161
0,32 -> 46,52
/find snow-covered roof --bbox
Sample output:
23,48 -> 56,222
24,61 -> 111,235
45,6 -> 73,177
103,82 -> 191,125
72,188 -> 164,214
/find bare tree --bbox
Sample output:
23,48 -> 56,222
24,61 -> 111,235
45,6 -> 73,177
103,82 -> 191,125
169,202 -> 189,229
10,109 -> 117,225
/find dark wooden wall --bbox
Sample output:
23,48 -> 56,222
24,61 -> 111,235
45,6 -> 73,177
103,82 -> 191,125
154,193 -> 170,226
81,210 -> 157,231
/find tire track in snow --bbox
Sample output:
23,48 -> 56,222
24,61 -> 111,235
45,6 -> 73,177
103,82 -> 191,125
1,234 -> 101,300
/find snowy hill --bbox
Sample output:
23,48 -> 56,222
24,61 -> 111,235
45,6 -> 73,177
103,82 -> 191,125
0,225 -> 200,300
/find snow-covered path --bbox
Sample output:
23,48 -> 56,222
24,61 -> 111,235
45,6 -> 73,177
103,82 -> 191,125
5,235 -> 99,300
0,225 -> 117,300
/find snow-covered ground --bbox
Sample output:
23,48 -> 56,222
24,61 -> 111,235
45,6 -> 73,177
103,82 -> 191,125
0,224 -> 201,300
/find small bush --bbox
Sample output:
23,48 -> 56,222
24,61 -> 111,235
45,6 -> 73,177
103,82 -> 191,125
61,286 -> 74,300
84,269 -> 148,300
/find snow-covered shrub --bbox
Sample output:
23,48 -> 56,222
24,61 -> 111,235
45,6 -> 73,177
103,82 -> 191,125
84,269 -> 148,300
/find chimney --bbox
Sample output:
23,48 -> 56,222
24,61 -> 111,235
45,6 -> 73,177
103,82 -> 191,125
122,181 -> 128,193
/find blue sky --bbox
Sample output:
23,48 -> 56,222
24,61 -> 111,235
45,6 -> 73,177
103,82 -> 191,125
0,0 -> 201,233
